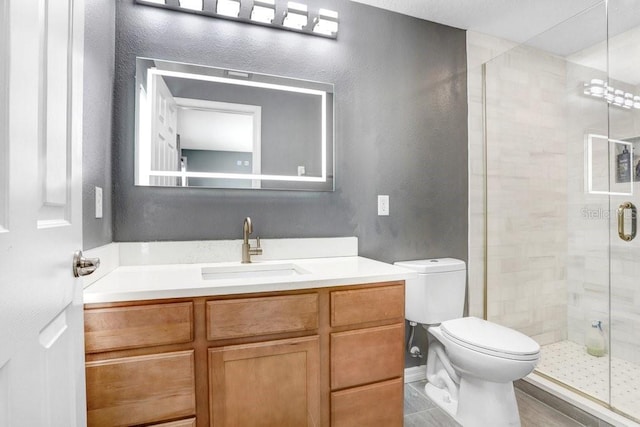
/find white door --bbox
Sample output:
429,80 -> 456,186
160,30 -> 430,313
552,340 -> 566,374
150,73 -> 179,186
0,0 -> 87,426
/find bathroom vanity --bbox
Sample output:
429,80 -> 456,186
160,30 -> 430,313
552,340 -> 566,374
82,240 -> 413,427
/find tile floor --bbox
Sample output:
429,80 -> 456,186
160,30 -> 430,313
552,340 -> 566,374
404,380 -> 585,426
538,340 -> 640,421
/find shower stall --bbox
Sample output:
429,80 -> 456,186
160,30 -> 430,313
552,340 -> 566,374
470,0 -> 640,423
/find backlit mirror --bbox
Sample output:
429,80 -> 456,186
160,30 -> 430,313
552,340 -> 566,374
135,58 -> 334,191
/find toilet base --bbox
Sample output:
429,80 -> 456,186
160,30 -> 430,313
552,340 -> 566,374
425,381 -> 458,419
457,376 -> 520,426
426,376 -> 521,427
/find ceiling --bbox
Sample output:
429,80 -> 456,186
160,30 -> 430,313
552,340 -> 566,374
349,0 -> 640,57
349,0 -> 599,43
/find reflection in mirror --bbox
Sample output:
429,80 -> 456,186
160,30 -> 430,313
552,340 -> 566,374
585,134 -> 634,196
135,58 -> 334,191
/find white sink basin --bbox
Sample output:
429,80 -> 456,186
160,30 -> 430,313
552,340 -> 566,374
201,263 -> 310,281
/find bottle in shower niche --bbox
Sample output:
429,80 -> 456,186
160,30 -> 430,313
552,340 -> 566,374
617,146 -> 631,183
586,320 -> 606,357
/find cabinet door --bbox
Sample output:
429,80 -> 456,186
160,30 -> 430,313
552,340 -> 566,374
209,336 -> 320,427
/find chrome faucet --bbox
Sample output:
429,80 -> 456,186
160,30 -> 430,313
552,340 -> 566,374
242,217 -> 262,263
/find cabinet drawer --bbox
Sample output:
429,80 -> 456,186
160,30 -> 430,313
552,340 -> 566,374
331,378 -> 403,427
331,323 -> 404,390
86,350 -> 196,427
206,293 -> 318,340
330,283 -> 404,327
85,302 -> 194,353
151,418 -> 196,427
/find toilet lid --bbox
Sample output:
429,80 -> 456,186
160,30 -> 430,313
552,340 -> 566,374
441,317 -> 540,361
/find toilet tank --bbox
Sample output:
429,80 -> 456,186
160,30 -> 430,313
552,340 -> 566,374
394,258 -> 466,324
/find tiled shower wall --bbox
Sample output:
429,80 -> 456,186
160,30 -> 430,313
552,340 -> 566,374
468,29 -> 640,362
466,32 -> 517,320
467,32 -> 569,345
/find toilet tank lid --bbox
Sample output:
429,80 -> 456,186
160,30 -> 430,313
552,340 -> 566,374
394,258 -> 465,273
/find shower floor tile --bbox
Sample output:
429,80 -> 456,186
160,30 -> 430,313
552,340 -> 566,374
538,340 -> 640,419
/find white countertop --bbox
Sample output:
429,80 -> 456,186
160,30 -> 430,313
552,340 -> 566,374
83,256 -> 416,304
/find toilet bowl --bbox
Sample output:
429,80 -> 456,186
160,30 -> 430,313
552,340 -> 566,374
427,318 -> 539,426
394,259 -> 540,427
438,317 -> 540,382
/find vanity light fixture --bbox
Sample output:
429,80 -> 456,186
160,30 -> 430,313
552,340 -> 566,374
217,0 -> 241,17
583,79 -> 640,110
179,0 -> 203,10
283,2 -> 308,30
136,0 -> 337,39
312,8 -> 338,36
251,0 -> 276,24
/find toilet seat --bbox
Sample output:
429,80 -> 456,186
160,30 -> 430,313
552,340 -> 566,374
441,317 -> 540,361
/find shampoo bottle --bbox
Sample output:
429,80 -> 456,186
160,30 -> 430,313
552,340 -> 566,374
586,320 -> 606,357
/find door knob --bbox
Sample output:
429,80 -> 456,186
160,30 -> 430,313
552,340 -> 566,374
73,250 -> 101,277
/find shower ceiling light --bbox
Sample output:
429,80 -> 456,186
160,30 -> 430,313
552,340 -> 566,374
583,79 -> 640,110
136,0 -> 337,39
251,0 -> 275,23
283,2 -> 308,30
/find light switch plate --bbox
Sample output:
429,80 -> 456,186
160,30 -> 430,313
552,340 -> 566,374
378,195 -> 389,216
95,186 -> 103,219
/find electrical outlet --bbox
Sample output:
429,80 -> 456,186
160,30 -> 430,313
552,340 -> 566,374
95,187 -> 103,219
378,195 -> 389,216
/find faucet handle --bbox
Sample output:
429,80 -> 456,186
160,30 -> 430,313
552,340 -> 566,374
250,237 -> 263,257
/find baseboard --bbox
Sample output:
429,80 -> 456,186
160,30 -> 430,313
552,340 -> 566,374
404,365 -> 426,383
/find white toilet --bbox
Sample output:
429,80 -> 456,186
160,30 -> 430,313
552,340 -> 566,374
394,258 -> 540,427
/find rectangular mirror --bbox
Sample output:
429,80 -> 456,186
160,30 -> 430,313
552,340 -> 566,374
585,133 -> 634,196
135,58 -> 334,191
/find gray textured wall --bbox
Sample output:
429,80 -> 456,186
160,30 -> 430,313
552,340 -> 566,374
83,0 -> 115,249
112,0 -> 469,271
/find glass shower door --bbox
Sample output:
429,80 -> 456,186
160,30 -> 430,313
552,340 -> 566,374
481,1 -> 640,421
607,0 -> 640,421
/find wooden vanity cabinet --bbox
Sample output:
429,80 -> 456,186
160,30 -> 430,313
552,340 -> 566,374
83,281 -> 404,427
329,284 -> 405,427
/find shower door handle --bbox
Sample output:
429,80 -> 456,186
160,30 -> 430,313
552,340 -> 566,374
617,202 -> 637,242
